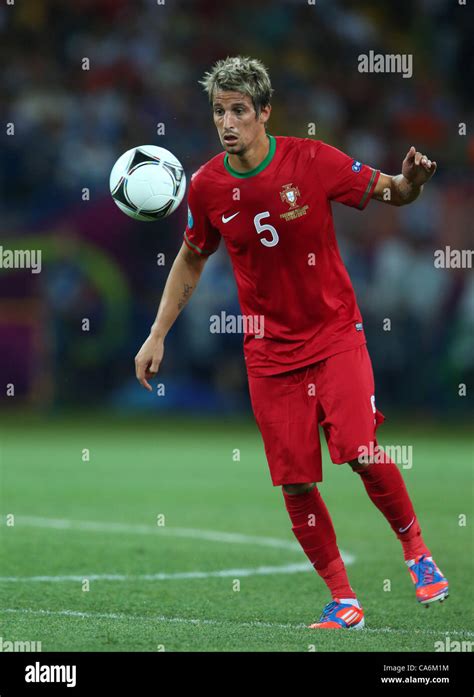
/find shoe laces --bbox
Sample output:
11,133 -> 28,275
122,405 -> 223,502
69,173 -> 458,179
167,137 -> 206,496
319,600 -> 339,621
416,555 -> 435,584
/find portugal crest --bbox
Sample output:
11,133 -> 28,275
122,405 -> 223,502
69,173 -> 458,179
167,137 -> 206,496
280,183 -> 300,209
279,183 -> 309,222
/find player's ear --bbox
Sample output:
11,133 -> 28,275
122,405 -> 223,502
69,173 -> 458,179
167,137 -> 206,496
260,104 -> 271,124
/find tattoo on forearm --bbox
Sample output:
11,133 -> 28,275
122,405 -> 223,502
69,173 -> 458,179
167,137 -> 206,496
177,283 -> 193,311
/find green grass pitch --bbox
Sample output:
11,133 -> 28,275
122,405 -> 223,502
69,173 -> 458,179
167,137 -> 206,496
0,412 -> 472,652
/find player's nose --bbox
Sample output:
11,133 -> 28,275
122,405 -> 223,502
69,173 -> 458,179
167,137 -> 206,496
222,110 -> 235,129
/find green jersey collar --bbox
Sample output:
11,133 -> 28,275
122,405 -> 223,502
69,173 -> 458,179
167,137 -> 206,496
224,134 -> 276,178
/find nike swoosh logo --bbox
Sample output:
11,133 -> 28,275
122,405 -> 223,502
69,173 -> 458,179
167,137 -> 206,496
399,516 -> 415,533
222,212 -> 240,224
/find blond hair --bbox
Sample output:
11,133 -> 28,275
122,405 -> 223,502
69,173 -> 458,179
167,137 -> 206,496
199,56 -> 273,116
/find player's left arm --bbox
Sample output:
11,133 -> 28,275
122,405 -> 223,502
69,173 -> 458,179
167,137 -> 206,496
372,146 -> 437,206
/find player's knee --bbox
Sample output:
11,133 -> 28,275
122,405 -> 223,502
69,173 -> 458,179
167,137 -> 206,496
282,482 -> 316,495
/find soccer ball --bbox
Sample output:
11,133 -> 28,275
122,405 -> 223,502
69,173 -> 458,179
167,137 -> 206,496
109,145 -> 186,221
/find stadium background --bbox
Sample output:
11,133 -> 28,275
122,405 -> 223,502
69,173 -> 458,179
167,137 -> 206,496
0,0 -> 472,653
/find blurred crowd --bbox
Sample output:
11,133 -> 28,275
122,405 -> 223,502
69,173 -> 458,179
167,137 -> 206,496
1,0 -> 472,414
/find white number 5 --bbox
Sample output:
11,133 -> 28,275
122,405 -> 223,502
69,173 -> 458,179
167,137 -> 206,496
254,211 -> 279,247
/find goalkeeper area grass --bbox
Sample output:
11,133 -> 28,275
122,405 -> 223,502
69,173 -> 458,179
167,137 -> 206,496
0,412 -> 472,652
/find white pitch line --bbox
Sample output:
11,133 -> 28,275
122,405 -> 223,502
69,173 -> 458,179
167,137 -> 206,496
14,516 -> 303,551
0,562 -> 311,583
8,515 -> 356,565
1,607 -> 294,630
1,608 -> 473,637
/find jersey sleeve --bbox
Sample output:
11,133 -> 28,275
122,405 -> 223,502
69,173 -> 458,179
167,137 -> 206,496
309,141 -> 380,210
183,174 -> 221,256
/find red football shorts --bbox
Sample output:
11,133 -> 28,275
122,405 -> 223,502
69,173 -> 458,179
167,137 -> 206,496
248,344 -> 385,485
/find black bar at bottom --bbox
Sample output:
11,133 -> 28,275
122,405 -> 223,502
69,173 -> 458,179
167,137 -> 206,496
0,650 -> 471,695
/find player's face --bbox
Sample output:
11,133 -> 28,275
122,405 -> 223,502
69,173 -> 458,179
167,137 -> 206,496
212,91 -> 270,154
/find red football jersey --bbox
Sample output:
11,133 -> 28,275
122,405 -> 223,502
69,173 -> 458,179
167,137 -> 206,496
184,135 -> 380,376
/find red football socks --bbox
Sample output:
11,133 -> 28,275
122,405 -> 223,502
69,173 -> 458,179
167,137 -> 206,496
351,458 -> 431,561
283,486 -> 357,600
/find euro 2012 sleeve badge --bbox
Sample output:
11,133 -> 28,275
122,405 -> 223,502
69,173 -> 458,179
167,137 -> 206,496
187,206 -> 194,228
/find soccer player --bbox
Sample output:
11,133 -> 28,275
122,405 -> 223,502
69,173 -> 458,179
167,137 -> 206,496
135,56 -> 448,629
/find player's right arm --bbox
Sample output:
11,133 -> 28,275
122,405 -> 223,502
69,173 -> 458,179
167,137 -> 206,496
135,243 -> 208,391
135,172 -> 221,391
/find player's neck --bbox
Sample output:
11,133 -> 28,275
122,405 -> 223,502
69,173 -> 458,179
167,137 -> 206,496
227,134 -> 270,173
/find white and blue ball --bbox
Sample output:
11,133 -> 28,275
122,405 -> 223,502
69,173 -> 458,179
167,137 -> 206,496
109,145 -> 186,221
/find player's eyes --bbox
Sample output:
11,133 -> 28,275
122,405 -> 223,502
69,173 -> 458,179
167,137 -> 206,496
213,107 -> 245,116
